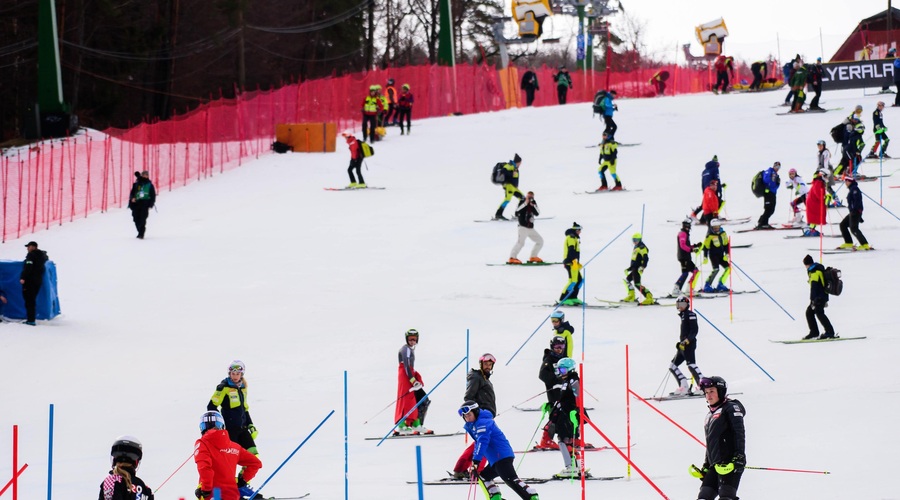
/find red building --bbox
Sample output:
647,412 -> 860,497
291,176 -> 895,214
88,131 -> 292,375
831,7 -> 900,62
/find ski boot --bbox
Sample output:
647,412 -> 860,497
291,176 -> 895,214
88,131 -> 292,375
528,256 -> 544,263
837,243 -> 855,250
494,207 -> 508,221
803,227 -> 820,237
866,151 -> 879,159
802,332 -> 819,340
671,285 -> 683,297
596,185 -> 609,192
715,283 -> 729,293
818,332 -> 836,339
508,257 -> 522,264
857,244 -> 872,251
559,298 -> 583,306
622,289 -> 636,303
640,292 -> 655,305
702,283 -> 715,293
534,430 -> 559,450
673,378 -> 691,396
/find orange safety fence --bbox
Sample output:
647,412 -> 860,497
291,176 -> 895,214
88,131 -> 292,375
1,63 -> 720,242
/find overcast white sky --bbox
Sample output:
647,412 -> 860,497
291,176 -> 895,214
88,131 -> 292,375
614,0 -> 890,62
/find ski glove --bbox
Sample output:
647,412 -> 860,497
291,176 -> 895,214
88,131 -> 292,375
733,453 -> 746,471
689,464 -> 706,479
195,488 -> 212,499
248,424 -> 258,440
541,402 -> 552,414
714,461 -> 735,475
703,257 -> 709,265
677,339 -> 689,351
410,381 -> 423,392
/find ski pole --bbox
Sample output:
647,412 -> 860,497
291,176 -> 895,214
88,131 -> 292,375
516,409 -> 547,471
497,389 -> 549,416
153,451 -> 194,493
362,393 -> 406,425
745,465 -> 830,474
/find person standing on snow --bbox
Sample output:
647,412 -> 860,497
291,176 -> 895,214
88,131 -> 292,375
669,296 -> 704,396
520,68 -> 539,107
194,411 -> 262,500
808,58 -> 825,110
867,101 -> 891,159
596,131 -> 623,191
534,336 -> 567,451
623,233 -> 654,304
459,401 -> 540,500
692,156 -> 722,222
384,78 -> 398,126
804,169 -> 828,237
509,191 -> 544,264
20,241 -> 47,326
701,219 -> 731,293
397,84 -> 414,135
549,309 -> 574,358
712,55 -> 734,94
361,85 -> 379,142
395,329 -> 432,435
450,354 -> 498,479
128,170 -> 156,239
558,222 -> 583,306
789,61 -> 808,112
99,436 -> 154,500
837,177 -> 871,251
495,154 -> 525,220
815,139 -> 840,207
785,168 -> 808,225
600,90 -> 618,140
553,66 -> 572,105
755,161 -> 781,229
545,357 -> 591,477
206,360 -> 261,495
690,377 -> 746,500
341,133 -> 366,189
672,218 -> 702,297
802,255 -> 836,340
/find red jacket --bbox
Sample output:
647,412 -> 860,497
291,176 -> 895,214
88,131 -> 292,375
347,138 -> 361,160
701,186 -> 719,216
806,177 -> 827,225
194,429 -> 261,500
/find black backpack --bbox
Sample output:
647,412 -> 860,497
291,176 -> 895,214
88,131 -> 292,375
491,162 -> 508,185
829,124 -> 845,144
824,267 -> 843,296
272,141 -> 291,154
592,90 -> 608,114
750,171 -> 766,198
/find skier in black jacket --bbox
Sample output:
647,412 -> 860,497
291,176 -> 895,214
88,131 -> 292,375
128,171 -> 156,239
807,58 -> 824,110
99,436 -> 154,500
838,177 -> 869,251
534,336 -> 567,450
20,241 -> 47,326
669,296 -> 704,395
803,254 -> 835,340
691,376 -> 745,500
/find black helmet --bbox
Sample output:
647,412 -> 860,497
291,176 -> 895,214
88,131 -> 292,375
550,335 -> 566,349
675,295 -> 690,310
458,400 -> 480,418
405,328 -> 419,339
110,435 -> 143,466
681,217 -> 693,229
699,376 -> 727,401
387,78 -> 395,85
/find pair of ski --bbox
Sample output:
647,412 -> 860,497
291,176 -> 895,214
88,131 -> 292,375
584,143 -> 641,148
517,442 -> 632,454
810,247 -> 877,255
735,225 -> 800,234
771,336 -> 866,344
486,261 -> 562,267
364,431 -> 463,440
647,391 -> 743,402
659,290 -> 759,300
323,186 -> 386,191
412,472 -> 623,486
474,216 -> 555,223
775,107 -> 841,115
575,188 -> 642,195
666,216 -> 751,226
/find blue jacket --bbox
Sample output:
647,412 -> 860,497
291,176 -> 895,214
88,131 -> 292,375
463,410 -> 514,465
783,62 -> 793,80
762,168 -> 780,193
701,161 -> 721,197
602,94 -> 614,117
846,180 -> 863,213
894,59 -> 900,84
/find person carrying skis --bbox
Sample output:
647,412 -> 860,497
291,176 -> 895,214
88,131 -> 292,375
837,176 -> 871,250
342,132 -> 365,188
597,131 -> 623,191
207,360 -> 259,457
804,169 -> 828,236
672,217 -> 702,297
558,222 -> 583,306
99,436 -> 154,500
535,336 -> 567,450
451,354 -> 498,479
549,310 -> 574,358
601,90 -> 618,140
459,401 -> 540,500
755,161 -> 781,229
802,255 -> 836,339
495,154 -> 525,220
545,357 -> 590,477
623,233 -> 654,305
397,84 -> 414,135
395,329 -> 431,435
669,296 -> 704,395
701,219 -> 731,293
690,377 -> 746,500
552,66 -> 572,105
194,411 -> 262,500
785,168 -> 808,225
867,101 -> 890,159
509,191 -> 544,264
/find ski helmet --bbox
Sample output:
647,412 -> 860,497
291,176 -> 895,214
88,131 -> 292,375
550,310 -> 565,322
458,400 -> 480,418
479,353 -> 497,374
698,376 -> 727,401
772,161 -> 781,169
682,217 -> 693,229
710,218 -> 723,228
632,232 -> 642,241
675,295 -> 690,311
555,357 -> 576,377
368,85 -> 377,91
855,123 -> 865,134
110,435 -> 142,466
854,104 -> 863,113
550,335 -> 566,349
199,411 -> 226,433
816,139 -> 826,147
387,78 -> 395,85
788,168 -> 797,176
228,360 -> 245,375
405,328 -> 419,339
402,83 -> 410,90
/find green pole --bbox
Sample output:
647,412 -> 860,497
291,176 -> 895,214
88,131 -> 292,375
437,0 -> 455,66
37,0 -> 66,113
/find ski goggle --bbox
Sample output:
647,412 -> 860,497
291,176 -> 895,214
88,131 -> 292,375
458,402 -> 479,416
698,377 -> 716,389
479,354 -> 496,364
556,366 -> 571,376
229,364 -> 244,374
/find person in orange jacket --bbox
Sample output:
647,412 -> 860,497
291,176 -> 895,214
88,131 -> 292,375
700,179 -> 720,226
194,411 -> 262,500
385,78 -> 398,125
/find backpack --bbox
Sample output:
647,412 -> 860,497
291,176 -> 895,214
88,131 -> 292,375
750,171 -> 766,198
135,182 -> 152,201
359,141 -> 374,157
824,266 -> 843,296
829,124 -> 845,144
592,90 -> 608,114
491,162 -> 508,185
272,141 -> 291,154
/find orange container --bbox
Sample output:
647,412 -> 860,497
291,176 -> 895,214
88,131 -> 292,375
275,123 -> 337,152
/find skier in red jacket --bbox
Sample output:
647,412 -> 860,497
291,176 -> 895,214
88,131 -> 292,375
194,411 -> 262,500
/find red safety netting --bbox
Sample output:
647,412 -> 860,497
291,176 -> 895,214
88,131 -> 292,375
1,63 -> 717,242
